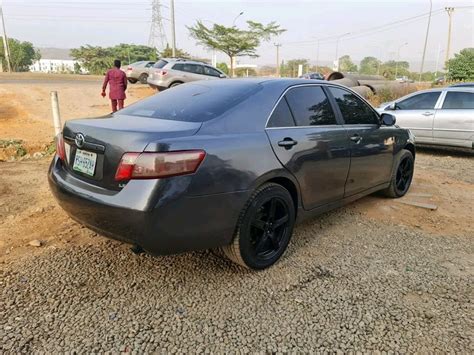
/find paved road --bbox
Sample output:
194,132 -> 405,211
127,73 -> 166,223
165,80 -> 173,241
0,78 -> 101,85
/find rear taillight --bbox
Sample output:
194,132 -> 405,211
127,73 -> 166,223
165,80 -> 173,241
115,150 -> 206,181
127,66 -> 132,71
56,133 -> 66,161
155,69 -> 167,76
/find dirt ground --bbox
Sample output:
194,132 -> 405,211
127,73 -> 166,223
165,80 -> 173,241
0,76 -> 473,352
0,74 -> 154,160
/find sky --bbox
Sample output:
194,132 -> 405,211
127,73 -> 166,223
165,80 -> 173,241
2,0 -> 474,71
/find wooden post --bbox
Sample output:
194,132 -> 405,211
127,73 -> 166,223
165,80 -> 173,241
51,91 -> 62,136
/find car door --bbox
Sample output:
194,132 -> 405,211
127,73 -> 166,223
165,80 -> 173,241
188,64 -> 209,81
433,90 -> 474,148
390,91 -> 442,143
327,86 -> 395,196
172,63 -> 197,82
265,85 -> 351,210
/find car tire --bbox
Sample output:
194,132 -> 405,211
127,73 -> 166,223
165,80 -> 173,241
128,78 -> 138,84
169,81 -> 182,88
382,149 -> 414,198
138,73 -> 148,84
221,183 -> 295,270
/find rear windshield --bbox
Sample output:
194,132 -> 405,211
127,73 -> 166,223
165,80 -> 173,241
153,59 -> 168,68
120,82 -> 260,122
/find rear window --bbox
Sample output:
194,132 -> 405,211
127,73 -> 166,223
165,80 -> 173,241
119,82 -> 261,122
153,59 -> 168,69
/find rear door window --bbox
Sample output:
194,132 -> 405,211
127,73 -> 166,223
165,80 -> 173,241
442,92 -> 474,109
396,92 -> 440,110
204,66 -> 222,77
328,87 -> 379,125
153,59 -> 168,69
285,86 -> 337,126
267,98 -> 295,128
190,64 -> 204,75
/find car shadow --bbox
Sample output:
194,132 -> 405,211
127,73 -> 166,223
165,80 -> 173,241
417,145 -> 473,157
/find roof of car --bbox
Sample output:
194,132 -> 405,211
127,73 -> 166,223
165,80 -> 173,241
160,58 -> 211,65
449,82 -> 474,87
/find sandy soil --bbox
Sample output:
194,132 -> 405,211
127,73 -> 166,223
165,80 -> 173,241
0,79 -> 154,160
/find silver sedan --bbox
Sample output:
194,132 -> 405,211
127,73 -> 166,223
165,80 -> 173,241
378,87 -> 474,149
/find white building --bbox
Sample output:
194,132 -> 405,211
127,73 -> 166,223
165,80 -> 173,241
29,59 -> 78,73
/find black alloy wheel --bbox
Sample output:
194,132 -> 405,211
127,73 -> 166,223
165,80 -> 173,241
395,156 -> 413,195
221,183 -> 295,269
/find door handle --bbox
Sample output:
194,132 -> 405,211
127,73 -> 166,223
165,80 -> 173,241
422,112 -> 434,116
350,134 -> 362,144
278,138 -> 298,149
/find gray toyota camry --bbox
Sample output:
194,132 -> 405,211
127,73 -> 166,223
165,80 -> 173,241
49,79 -> 415,269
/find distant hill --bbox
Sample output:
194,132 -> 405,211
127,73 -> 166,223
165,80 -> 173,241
38,48 -> 73,60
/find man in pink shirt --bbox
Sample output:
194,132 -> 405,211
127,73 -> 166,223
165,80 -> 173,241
101,59 -> 128,112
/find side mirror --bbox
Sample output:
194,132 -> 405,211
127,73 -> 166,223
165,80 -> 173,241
381,113 -> 396,126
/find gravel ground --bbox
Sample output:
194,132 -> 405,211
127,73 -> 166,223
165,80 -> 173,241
1,207 -> 472,353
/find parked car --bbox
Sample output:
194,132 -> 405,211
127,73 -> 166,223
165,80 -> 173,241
378,87 -> 474,149
49,79 -> 415,269
147,58 -> 227,91
123,61 -> 155,84
450,82 -> 474,88
395,76 -> 409,82
434,76 -> 445,85
299,72 -> 324,80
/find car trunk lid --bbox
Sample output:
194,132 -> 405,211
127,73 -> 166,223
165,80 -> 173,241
62,114 -> 202,190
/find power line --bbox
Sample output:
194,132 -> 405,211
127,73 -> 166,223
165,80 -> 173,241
283,8 -> 445,46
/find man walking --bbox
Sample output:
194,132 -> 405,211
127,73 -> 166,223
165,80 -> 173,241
102,59 -> 127,112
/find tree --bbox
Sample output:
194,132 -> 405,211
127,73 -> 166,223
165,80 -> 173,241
158,43 -> 190,59
338,55 -> 357,72
188,20 -> 285,77
71,44 -> 158,74
235,67 -> 257,77
0,38 -> 40,72
73,62 -> 81,74
446,48 -> 474,81
216,62 -> 229,75
380,60 -> 410,79
280,58 -> 308,77
70,45 -> 114,75
359,56 -> 381,75
112,43 -> 158,64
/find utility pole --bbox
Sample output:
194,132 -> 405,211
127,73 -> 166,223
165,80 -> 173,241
0,2 -> 12,73
334,32 -> 350,72
275,43 -> 281,77
434,43 -> 444,79
419,0 -> 432,82
395,42 -> 408,78
445,7 -> 454,65
170,0 -> 176,57
315,39 -> 320,72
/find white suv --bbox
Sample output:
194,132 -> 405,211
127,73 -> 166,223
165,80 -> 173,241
147,58 -> 227,91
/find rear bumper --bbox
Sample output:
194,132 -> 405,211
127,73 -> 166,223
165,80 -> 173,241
48,157 -> 249,254
147,77 -> 169,91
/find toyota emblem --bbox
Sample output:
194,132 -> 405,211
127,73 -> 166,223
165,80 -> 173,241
75,133 -> 85,148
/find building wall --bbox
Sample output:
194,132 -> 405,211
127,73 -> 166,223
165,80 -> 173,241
29,59 -> 85,73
